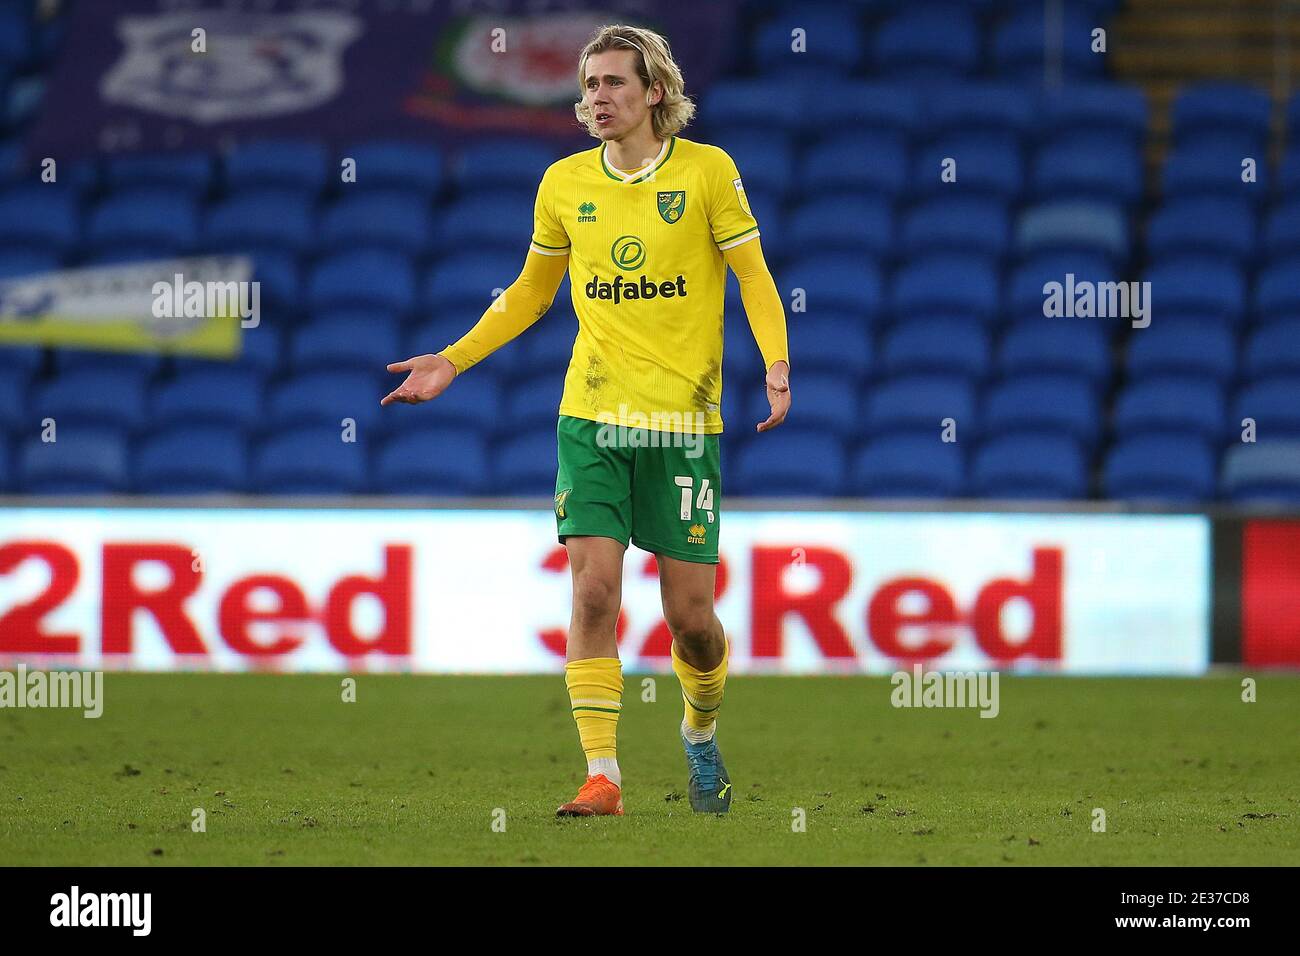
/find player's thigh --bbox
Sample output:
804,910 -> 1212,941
555,415 -> 633,549
629,429 -> 721,565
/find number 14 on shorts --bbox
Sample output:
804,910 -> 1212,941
675,475 -> 715,523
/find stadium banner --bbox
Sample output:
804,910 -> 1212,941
26,0 -> 737,161
1241,519 -> 1300,666
0,508 -> 1210,675
0,256 -> 248,357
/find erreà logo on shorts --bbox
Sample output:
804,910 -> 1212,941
50,886 -> 151,936
587,235 -> 687,304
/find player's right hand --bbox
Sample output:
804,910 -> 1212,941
380,353 -> 458,406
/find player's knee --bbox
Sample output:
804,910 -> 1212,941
663,603 -> 715,651
571,571 -> 620,627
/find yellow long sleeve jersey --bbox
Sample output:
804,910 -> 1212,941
440,136 -> 788,434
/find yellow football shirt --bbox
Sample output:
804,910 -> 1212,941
529,136 -> 760,435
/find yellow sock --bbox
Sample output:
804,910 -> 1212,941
564,657 -> 623,770
671,639 -> 728,740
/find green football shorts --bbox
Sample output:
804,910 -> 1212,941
554,414 -> 721,564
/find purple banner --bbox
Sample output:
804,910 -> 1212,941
27,0 -> 736,161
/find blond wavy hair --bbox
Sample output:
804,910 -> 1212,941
574,24 -> 695,140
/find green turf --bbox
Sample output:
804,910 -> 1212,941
1,671 -> 1296,866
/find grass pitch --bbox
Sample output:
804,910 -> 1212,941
1,672 -> 1296,866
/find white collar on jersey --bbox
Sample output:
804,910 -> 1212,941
601,135 -> 671,184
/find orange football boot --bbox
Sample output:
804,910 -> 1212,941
555,773 -> 624,817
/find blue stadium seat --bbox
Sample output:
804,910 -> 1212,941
1243,319 -> 1300,380
307,250 -> 415,314
55,351 -> 164,381
505,376 -> 565,431
873,8 -> 979,79
492,427 -> 558,495
151,367 -> 264,430
18,425 -> 130,494
998,320 -> 1111,383
889,254 -> 999,324
900,196 -> 1009,260
752,4 -> 863,76
520,314 -> 579,377
0,7 -> 32,66
1233,378 -> 1300,439
318,191 -> 433,256
723,318 -> 764,383
864,374 -> 976,437
1126,321 -> 1236,383
914,133 -> 1023,200
1262,200 -> 1300,259
0,364 -> 31,430
86,189 -> 199,254
1113,377 -> 1226,442
972,434 -> 1088,499
780,254 -> 883,319
423,252 -> 521,314
803,82 -> 920,139
733,432 -> 846,496
1145,256 -> 1246,324
1040,84 -> 1148,145
1221,441 -> 1300,503
992,7 -> 1102,82
434,195 -> 531,254
204,191 -> 316,256
1147,197 -> 1255,263
1171,83 -> 1272,156
1032,134 -> 1143,205
799,132 -> 908,199
0,434 -> 9,492
708,132 -> 796,202
922,84 -> 1036,141
850,433 -> 964,498
452,139 -> 556,194
0,185 -> 79,255
782,314 -> 872,379
267,370 -> 385,432
983,374 -> 1101,447
746,370 -> 856,437
1104,435 -> 1216,501
223,139 -> 329,195
1163,144 -> 1265,201
375,427 -> 489,495
1015,200 -> 1128,264
135,425 -> 249,494
789,195 -> 893,258
290,316 -> 400,374
172,322 -> 282,377
30,368 -> 149,430
1255,257 -> 1300,322
250,251 -> 301,310
253,425 -> 368,494
1006,252 -> 1116,320
700,80 -> 804,138
343,140 -> 444,195
881,319 -> 990,378
105,152 -> 215,194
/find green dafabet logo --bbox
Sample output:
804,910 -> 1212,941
657,190 -> 685,224
610,235 -> 646,271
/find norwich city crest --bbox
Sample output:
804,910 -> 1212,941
555,488 -> 571,518
657,190 -> 685,224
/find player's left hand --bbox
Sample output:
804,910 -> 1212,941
757,360 -> 790,432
